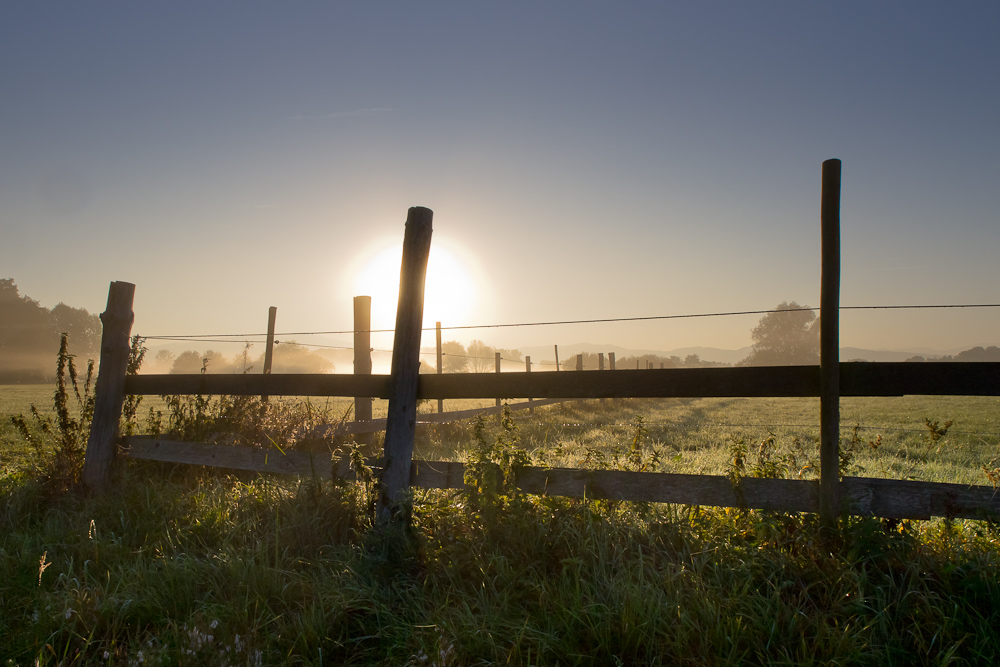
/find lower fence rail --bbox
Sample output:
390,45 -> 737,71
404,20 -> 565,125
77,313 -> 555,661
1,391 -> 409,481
125,437 -> 1000,521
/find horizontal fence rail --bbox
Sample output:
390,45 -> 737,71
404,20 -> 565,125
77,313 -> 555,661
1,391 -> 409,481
125,362 -> 1000,399
125,437 -> 1000,521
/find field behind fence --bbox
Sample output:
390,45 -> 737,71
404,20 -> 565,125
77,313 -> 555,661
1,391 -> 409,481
79,161 -> 1000,523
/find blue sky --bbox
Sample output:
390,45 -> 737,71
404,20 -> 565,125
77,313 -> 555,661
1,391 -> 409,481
2,3 -> 998,357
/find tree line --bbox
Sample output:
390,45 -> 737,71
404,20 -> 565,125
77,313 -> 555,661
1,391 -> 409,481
147,343 -> 335,375
0,279 -> 101,382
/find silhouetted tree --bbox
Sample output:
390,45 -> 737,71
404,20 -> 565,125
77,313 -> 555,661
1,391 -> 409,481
741,301 -> 819,366
169,351 -> 205,374
50,302 -> 101,356
466,340 -> 495,373
0,279 -> 102,381
440,341 -> 468,373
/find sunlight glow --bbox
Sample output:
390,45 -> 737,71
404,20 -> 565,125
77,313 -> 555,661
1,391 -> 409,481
350,240 -> 485,332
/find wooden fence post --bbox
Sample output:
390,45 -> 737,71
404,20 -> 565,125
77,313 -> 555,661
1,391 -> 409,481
819,158 -> 842,527
354,296 -> 373,444
554,345 -> 560,371
495,351 -> 502,416
83,281 -> 135,492
261,306 -> 277,402
380,207 -> 433,517
598,353 -> 605,372
526,355 -> 533,414
435,321 -> 444,413
576,354 -> 583,372
609,352 -> 616,371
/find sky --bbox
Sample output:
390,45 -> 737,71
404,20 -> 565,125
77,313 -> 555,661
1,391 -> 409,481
2,3 -> 999,362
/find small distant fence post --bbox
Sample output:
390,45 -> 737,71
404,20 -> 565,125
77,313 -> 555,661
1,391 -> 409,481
436,321 -> 444,414
526,355 -> 533,414
554,345 -> 560,371
354,296 -> 373,445
495,352 -> 502,417
83,281 -> 135,492
576,354 -> 583,371
609,352 -> 616,371
261,306 -> 277,403
819,158 -> 842,527
380,207 -> 433,518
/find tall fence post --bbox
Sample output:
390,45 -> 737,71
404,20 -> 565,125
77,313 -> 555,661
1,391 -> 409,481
819,158 -> 842,527
609,352 -> 616,371
554,344 -> 560,371
354,296 -> 373,445
83,281 -> 135,492
380,207 -> 433,517
261,306 -> 277,403
436,321 -> 443,414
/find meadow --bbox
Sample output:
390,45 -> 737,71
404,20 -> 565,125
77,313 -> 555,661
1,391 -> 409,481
2,382 -> 1000,665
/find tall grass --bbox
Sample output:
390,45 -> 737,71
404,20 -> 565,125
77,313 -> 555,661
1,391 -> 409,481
2,347 -> 1000,664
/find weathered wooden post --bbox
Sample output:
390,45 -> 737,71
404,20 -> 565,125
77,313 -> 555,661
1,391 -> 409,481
435,321 -> 443,414
576,354 -> 583,372
598,353 -> 605,372
83,281 -> 135,492
554,344 -> 560,371
609,352 -> 616,371
495,351 -> 502,417
819,158 -> 842,527
526,355 -> 533,414
354,296 -> 373,444
380,207 -> 433,518
261,306 -> 277,402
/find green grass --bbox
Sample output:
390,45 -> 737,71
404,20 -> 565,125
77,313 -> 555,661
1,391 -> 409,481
415,396 -> 1000,486
1,464 -> 999,665
3,383 -> 1000,664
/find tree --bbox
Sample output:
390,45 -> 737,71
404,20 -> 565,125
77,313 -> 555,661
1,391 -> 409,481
466,340 -> 495,373
170,351 -> 206,374
741,301 -> 819,366
440,341 -> 468,373
265,342 -> 333,374
151,349 -> 176,373
50,302 -> 101,356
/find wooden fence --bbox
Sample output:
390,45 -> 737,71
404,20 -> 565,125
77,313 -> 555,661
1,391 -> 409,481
83,164 -> 1000,522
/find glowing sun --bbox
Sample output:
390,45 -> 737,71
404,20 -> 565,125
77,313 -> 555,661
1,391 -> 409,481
352,241 -> 483,332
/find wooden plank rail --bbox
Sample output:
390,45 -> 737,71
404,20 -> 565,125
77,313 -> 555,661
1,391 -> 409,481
124,437 -> 1000,521
124,362 -> 1000,399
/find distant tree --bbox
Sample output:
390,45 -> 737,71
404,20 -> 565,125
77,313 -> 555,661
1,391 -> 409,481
684,354 -> 701,367
50,302 -> 101,356
170,350 -> 205,374
440,341 -> 468,373
955,346 -> 1000,362
466,340 -> 496,373
0,278 -> 57,351
741,301 -> 819,366
496,347 -> 523,363
259,342 -> 333,374
151,349 -> 176,373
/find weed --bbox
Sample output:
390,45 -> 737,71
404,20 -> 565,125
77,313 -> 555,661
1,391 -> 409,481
9,333 -> 94,490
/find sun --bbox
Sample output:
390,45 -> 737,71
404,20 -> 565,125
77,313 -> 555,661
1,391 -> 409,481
351,240 -> 484,333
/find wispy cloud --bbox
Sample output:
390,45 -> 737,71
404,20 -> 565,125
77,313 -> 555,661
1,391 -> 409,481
288,108 -> 395,121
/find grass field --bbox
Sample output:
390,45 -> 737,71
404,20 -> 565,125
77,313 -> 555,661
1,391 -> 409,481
2,381 -> 1000,664
6,384 -> 1000,487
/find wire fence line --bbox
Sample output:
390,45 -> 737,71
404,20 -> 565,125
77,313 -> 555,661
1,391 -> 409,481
137,302 -> 1000,343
